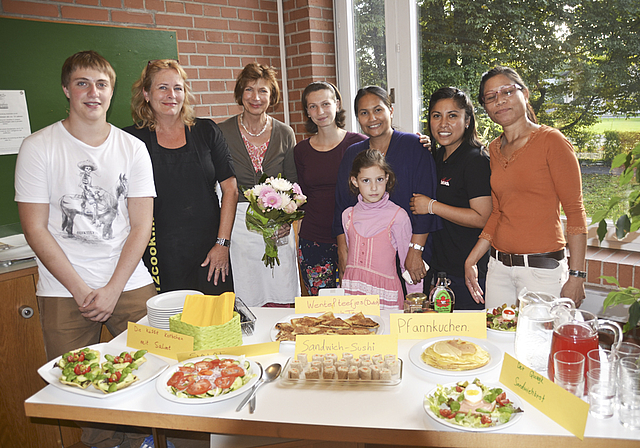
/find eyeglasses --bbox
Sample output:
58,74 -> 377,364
483,84 -> 522,104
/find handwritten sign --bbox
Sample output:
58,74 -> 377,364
127,322 -> 193,360
176,342 -> 280,362
295,295 -> 380,315
389,312 -> 486,339
499,353 -> 589,439
294,334 -> 397,359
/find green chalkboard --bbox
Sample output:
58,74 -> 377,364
0,17 -> 178,227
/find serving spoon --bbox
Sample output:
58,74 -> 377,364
236,363 -> 281,412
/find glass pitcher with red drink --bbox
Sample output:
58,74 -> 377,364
547,307 -> 622,390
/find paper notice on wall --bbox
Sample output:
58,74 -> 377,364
0,90 -> 31,155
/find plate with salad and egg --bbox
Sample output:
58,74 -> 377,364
424,379 -> 524,431
486,304 -> 518,336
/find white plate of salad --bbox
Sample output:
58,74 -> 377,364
423,379 -> 524,432
486,305 -> 518,337
156,355 -> 259,404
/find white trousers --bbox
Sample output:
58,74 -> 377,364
484,255 -> 568,309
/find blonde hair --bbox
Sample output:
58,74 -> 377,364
130,59 -> 195,130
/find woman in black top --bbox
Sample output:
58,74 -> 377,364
410,87 -> 491,309
124,59 -> 238,294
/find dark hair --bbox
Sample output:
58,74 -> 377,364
353,85 -> 392,116
348,149 -> 396,195
61,50 -> 116,90
233,62 -> 280,108
428,87 -> 485,151
301,81 -> 346,133
478,66 -> 538,124
130,59 -> 195,130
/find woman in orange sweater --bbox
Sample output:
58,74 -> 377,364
464,66 -> 588,308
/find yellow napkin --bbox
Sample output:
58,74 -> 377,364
181,292 -> 235,327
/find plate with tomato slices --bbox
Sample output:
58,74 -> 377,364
156,355 -> 260,404
37,342 -> 169,399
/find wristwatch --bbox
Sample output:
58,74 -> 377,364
568,269 -> 587,278
408,242 -> 424,252
216,238 -> 231,248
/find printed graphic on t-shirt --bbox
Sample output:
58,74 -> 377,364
59,160 -> 128,241
440,177 -> 451,187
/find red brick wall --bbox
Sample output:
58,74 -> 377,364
0,0 -> 337,142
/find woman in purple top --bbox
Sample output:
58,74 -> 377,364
333,86 -> 440,287
294,82 -> 365,295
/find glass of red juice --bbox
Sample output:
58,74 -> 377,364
548,308 -> 622,391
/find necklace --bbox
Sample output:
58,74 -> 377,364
240,113 -> 269,138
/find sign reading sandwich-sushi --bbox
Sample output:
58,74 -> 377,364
295,295 -> 381,316
294,334 -> 398,360
389,312 -> 486,339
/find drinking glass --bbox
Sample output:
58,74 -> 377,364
617,356 -> 640,429
586,368 -> 616,418
616,341 -> 640,358
553,350 -> 585,397
587,348 -> 618,379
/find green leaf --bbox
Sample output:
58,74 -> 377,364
602,289 -> 637,311
600,276 -> 620,287
597,219 -> 608,242
607,196 -> 623,208
616,214 -> 631,239
591,210 -> 610,223
628,301 -> 640,331
612,153 -> 628,169
620,168 -> 635,185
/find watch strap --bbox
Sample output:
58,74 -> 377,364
216,238 -> 231,248
408,242 -> 424,252
568,269 -> 587,278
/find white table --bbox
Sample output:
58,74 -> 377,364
25,308 -> 640,447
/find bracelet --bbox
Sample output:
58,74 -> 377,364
568,269 -> 587,278
408,242 -> 424,252
428,199 -> 437,215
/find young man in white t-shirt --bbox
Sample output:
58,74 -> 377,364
15,51 -> 156,448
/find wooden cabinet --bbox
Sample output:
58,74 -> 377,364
0,263 -> 81,448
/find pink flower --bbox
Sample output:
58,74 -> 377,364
292,182 -> 303,196
283,200 -> 297,214
260,189 -> 282,209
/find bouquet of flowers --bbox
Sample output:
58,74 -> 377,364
242,174 -> 307,268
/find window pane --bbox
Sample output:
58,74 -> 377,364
354,0 -> 387,91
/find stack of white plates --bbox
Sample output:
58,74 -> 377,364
146,290 -> 203,330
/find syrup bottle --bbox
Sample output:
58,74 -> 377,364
430,272 -> 455,313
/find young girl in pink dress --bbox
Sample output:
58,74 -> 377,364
341,149 -> 423,309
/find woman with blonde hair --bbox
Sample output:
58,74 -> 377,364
124,59 -> 238,295
218,62 -> 299,306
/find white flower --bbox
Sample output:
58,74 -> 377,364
269,177 -> 293,192
251,184 -> 266,197
278,192 -> 292,211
